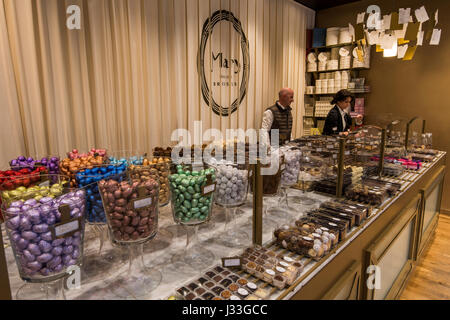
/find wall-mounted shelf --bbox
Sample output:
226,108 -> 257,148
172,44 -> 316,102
307,67 -> 370,74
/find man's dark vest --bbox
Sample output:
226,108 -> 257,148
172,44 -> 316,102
266,103 -> 293,144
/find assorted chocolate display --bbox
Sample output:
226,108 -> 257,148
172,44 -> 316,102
170,263 -> 274,300
239,246 -> 304,288
274,199 -> 371,259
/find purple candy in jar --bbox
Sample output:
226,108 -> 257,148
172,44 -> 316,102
21,231 -> 37,241
27,243 -> 42,256
51,246 -> 63,256
62,254 -> 71,265
16,238 -> 29,250
11,159 -> 18,166
72,248 -> 80,259
24,199 -> 38,207
70,208 -> 80,218
72,237 -> 81,247
19,217 -> 32,231
28,209 -> 41,224
30,236 -> 41,244
75,190 -> 85,198
40,268 -> 51,276
51,157 -> 58,163
23,250 -> 35,262
53,264 -> 63,273
52,239 -> 65,247
27,157 -> 34,163
40,197 -> 53,205
41,231 -> 52,241
38,240 -> 52,253
63,245 -> 74,255
20,205 -> 31,212
27,261 -> 42,271
46,215 -> 56,225
9,202 -> 22,209
32,224 -> 49,234
19,255 -> 28,267
22,267 -> 35,276
64,237 -> 73,246
66,259 -> 77,267
47,256 -> 62,269
36,253 -> 53,263
18,156 -> 26,161
6,216 -> 20,230
11,231 -> 20,242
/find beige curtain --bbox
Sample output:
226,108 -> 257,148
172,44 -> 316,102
0,0 -> 314,167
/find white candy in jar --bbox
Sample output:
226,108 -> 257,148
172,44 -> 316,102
214,165 -> 248,205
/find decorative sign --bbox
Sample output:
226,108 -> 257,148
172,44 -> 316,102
198,10 -> 250,116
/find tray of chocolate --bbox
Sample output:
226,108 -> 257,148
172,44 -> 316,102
240,246 -> 304,288
408,148 -> 440,156
170,265 -> 265,300
363,162 -> 405,177
362,178 -> 402,196
319,199 -> 370,226
273,226 -> 330,261
408,153 -> 435,163
344,184 -> 388,206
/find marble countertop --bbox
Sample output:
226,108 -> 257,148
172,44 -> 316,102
2,151 -> 445,300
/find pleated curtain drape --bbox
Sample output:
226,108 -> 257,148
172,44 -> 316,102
0,0 -> 314,166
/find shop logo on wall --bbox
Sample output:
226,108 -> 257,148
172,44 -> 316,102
198,10 -> 250,116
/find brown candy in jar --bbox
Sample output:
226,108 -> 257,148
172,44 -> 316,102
99,177 -> 159,243
129,158 -> 170,206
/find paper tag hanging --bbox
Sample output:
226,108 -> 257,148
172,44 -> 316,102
50,204 -> 82,240
132,186 -> 155,210
202,174 -> 216,196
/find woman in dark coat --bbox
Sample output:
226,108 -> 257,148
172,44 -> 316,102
322,89 -> 362,136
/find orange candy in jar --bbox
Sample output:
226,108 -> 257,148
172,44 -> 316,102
60,153 -> 106,187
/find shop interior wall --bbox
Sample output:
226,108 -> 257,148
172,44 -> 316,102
0,0 -> 314,168
316,0 -> 450,212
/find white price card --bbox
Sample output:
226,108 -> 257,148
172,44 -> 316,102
134,197 -> 152,209
397,45 -> 408,59
222,257 -> 242,268
332,217 -> 340,222
55,220 -> 79,238
345,208 -> 353,212
329,222 -> 338,227
203,184 -> 215,195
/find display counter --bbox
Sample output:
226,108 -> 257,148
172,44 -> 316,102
0,152 -> 446,300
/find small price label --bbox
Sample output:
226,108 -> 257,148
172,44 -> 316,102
134,197 -> 152,209
222,257 -> 242,268
345,208 -> 353,212
54,220 -> 79,237
327,144 -> 334,149
316,148 -> 322,152
332,217 -> 340,221
50,205 -> 82,240
329,222 -> 338,227
203,184 -> 215,195
345,151 -> 350,155
132,186 -> 155,210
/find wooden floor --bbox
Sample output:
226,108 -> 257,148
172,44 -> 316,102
399,214 -> 450,300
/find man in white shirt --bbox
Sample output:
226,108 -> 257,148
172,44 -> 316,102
261,88 -> 294,147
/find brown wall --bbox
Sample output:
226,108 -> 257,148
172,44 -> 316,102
316,0 -> 450,211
